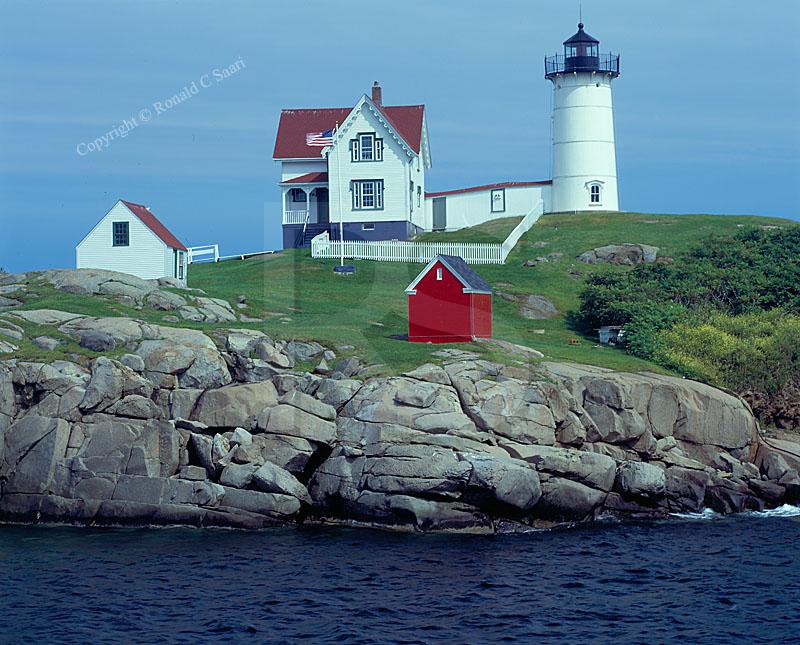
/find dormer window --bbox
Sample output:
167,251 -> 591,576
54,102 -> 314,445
351,133 -> 383,162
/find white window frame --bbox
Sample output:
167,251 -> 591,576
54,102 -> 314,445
417,185 -> 421,207
351,133 -> 383,162
490,188 -> 505,213
359,134 -> 374,161
352,180 -> 384,210
436,268 -> 443,281
587,181 -> 603,206
362,223 -> 375,231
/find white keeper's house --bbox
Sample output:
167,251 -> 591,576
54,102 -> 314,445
76,199 -> 189,285
272,22 -> 620,249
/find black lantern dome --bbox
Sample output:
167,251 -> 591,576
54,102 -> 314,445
545,23 -> 620,79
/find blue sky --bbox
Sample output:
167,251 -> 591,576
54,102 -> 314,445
1,0 -> 798,273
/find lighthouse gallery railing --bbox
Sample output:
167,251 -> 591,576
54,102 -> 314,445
544,53 -> 620,77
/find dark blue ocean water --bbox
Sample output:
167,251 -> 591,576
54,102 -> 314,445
1,511 -> 799,644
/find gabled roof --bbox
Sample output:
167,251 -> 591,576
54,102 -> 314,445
405,254 -> 492,295
120,200 -> 187,251
425,180 -> 551,199
281,172 -> 329,185
273,103 -> 425,159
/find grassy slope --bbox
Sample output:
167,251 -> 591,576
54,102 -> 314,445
185,212 -> 798,373
5,211 -> 794,372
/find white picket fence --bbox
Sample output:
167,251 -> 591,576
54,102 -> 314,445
311,234 -> 503,264
311,199 -> 544,265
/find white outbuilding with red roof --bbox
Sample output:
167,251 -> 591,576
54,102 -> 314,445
76,200 -> 189,285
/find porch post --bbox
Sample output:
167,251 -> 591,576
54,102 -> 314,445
281,188 -> 290,225
302,187 -> 311,224
308,188 -> 316,224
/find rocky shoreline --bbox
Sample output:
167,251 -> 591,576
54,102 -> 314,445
2,305 -> 799,533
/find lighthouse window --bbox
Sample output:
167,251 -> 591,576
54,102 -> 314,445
590,184 -> 601,204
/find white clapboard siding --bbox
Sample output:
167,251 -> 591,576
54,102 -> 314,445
280,159 -> 327,182
76,201 -> 172,280
327,102 -> 412,225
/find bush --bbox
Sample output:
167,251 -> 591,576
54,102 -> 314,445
575,227 -> 800,428
654,311 -> 800,395
577,227 -> 800,334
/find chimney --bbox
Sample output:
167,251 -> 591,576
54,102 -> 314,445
371,81 -> 382,107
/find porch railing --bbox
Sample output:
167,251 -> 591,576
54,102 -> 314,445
283,210 -> 309,225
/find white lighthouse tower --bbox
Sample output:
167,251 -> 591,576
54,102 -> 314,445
545,23 -> 620,213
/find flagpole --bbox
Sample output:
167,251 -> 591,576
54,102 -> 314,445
335,122 -> 344,267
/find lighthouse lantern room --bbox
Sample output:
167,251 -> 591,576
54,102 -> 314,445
545,23 -> 621,213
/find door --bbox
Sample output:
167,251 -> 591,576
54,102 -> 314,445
433,197 -> 446,231
316,188 -> 329,224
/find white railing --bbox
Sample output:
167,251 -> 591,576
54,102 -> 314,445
283,210 -> 309,225
309,199 -> 544,265
500,199 -> 544,261
311,232 -> 503,264
187,244 -> 219,264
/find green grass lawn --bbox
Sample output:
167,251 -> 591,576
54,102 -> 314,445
186,212 -> 798,373
6,211 -> 795,373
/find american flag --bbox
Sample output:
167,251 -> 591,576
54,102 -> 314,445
306,128 -> 334,147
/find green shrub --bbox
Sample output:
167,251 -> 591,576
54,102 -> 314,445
577,227 -> 800,335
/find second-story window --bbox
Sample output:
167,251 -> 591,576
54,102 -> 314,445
351,133 -> 383,162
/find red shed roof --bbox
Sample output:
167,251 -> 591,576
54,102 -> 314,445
273,104 -> 425,159
406,255 -> 492,295
425,180 -> 551,199
281,172 -> 329,185
121,200 -> 187,251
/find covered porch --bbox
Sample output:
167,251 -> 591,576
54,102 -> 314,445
280,172 -> 331,248
280,172 -> 330,226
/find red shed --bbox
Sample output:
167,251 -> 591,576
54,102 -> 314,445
406,254 -> 492,343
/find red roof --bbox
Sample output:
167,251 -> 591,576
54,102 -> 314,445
281,172 -> 329,184
121,200 -> 187,251
273,104 -> 424,159
425,181 -> 552,199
